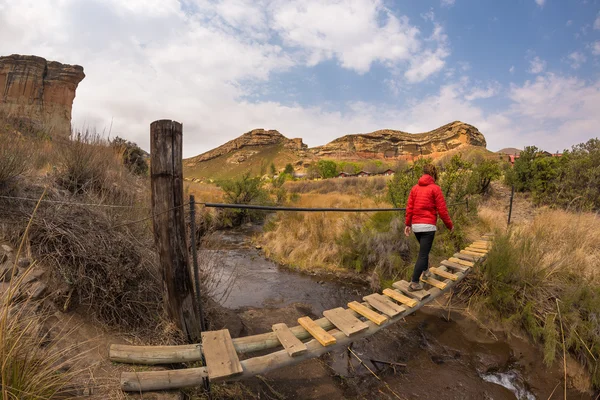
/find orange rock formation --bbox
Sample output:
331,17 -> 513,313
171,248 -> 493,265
0,54 -> 85,137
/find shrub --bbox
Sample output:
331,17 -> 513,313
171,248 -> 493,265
217,173 -> 270,225
465,209 -> 600,387
111,136 -> 149,176
387,158 -> 430,207
316,160 -> 338,179
283,163 -> 294,175
0,135 -> 30,191
55,131 -> 130,196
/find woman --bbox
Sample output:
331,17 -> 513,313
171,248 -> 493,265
404,164 -> 453,291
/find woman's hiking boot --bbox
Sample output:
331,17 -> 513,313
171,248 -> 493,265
408,282 -> 423,291
421,270 -> 431,280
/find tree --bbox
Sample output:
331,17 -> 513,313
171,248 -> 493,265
111,137 -> 148,175
471,159 -> 502,194
387,158 -> 430,207
284,163 -> 295,175
217,173 -> 270,225
270,162 -> 277,175
316,160 -> 338,178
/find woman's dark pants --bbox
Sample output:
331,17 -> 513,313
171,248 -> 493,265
411,231 -> 436,283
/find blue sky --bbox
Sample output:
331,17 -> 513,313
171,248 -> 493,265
1,0 -> 599,156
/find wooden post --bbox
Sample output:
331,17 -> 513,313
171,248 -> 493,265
150,120 -> 200,342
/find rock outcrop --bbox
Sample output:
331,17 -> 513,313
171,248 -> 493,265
186,129 -> 307,164
0,54 -> 85,137
310,121 -> 486,159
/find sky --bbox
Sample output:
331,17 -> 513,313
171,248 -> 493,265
1,0 -> 599,157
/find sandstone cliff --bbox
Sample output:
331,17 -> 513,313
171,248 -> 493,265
0,54 -> 85,137
309,121 -> 486,159
186,129 -> 307,164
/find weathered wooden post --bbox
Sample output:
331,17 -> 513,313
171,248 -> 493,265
150,119 -> 201,342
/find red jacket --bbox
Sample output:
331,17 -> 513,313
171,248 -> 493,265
405,174 -> 453,230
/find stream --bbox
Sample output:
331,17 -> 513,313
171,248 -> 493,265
202,224 -> 589,400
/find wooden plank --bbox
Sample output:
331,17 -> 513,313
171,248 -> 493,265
420,276 -> 447,290
465,247 -> 487,254
454,253 -> 477,263
470,244 -> 490,250
382,288 -> 418,308
440,260 -> 469,273
461,250 -> 483,258
392,280 -> 430,301
472,241 -> 491,247
298,316 -> 336,347
272,323 -> 307,357
347,301 -> 388,326
201,330 -> 243,380
323,308 -> 369,337
449,257 -> 475,267
429,267 -> 459,281
363,293 -> 405,317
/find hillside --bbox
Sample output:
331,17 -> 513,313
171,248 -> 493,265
183,121 -> 488,181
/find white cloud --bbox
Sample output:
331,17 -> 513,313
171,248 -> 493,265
594,13 -> 600,30
592,41 -> 600,56
509,66 -> 515,74
404,24 -> 450,83
507,73 -> 600,150
0,0 -> 598,157
567,51 -> 587,69
566,20 -> 573,27
269,0 -> 444,76
535,0 -> 546,7
528,56 -> 546,74
441,0 -> 456,7
464,81 -> 502,101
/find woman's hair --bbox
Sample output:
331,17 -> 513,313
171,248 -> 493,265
423,164 -> 438,181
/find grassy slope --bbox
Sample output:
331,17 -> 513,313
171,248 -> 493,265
183,144 -> 302,181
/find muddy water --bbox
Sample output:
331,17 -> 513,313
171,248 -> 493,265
205,225 -> 590,400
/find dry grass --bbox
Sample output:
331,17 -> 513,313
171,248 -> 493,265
184,181 -> 224,203
465,205 -> 600,389
1,195 -> 84,399
285,176 -> 390,196
259,194 -> 379,271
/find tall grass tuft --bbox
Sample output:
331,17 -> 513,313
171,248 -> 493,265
464,207 -> 600,388
1,193 -> 83,399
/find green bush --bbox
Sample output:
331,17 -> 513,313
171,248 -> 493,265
111,136 -> 148,175
217,173 -> 270,225
316,159 -> 338,178
507,139 -> 600,210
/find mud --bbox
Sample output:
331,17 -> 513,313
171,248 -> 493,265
209,224 -> 593,400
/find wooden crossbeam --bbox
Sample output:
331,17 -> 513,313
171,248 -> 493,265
454,253 -> 477,262
363,293 -> 405,317
382,288 -> 418,308
429,267 -> 458,281
441,260 -> 469,273
465,247 -> 487,254
201,330 -> 243,380
461,250 -> 484,258
323,308 -> 369,337
272,323 -> 307,357
347,301 -> 388,326
472,241 -> 491,248
298,317 -> 336,347
420,275 -> 447,290
392,280 -> 430,301
449,257 -> 474,267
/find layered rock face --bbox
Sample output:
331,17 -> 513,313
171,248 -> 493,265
310,121 -> 487,159
0,54 -> 85,137
187,129 -> 307,164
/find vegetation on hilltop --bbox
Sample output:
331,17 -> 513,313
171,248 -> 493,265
507,139 -> 600,210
